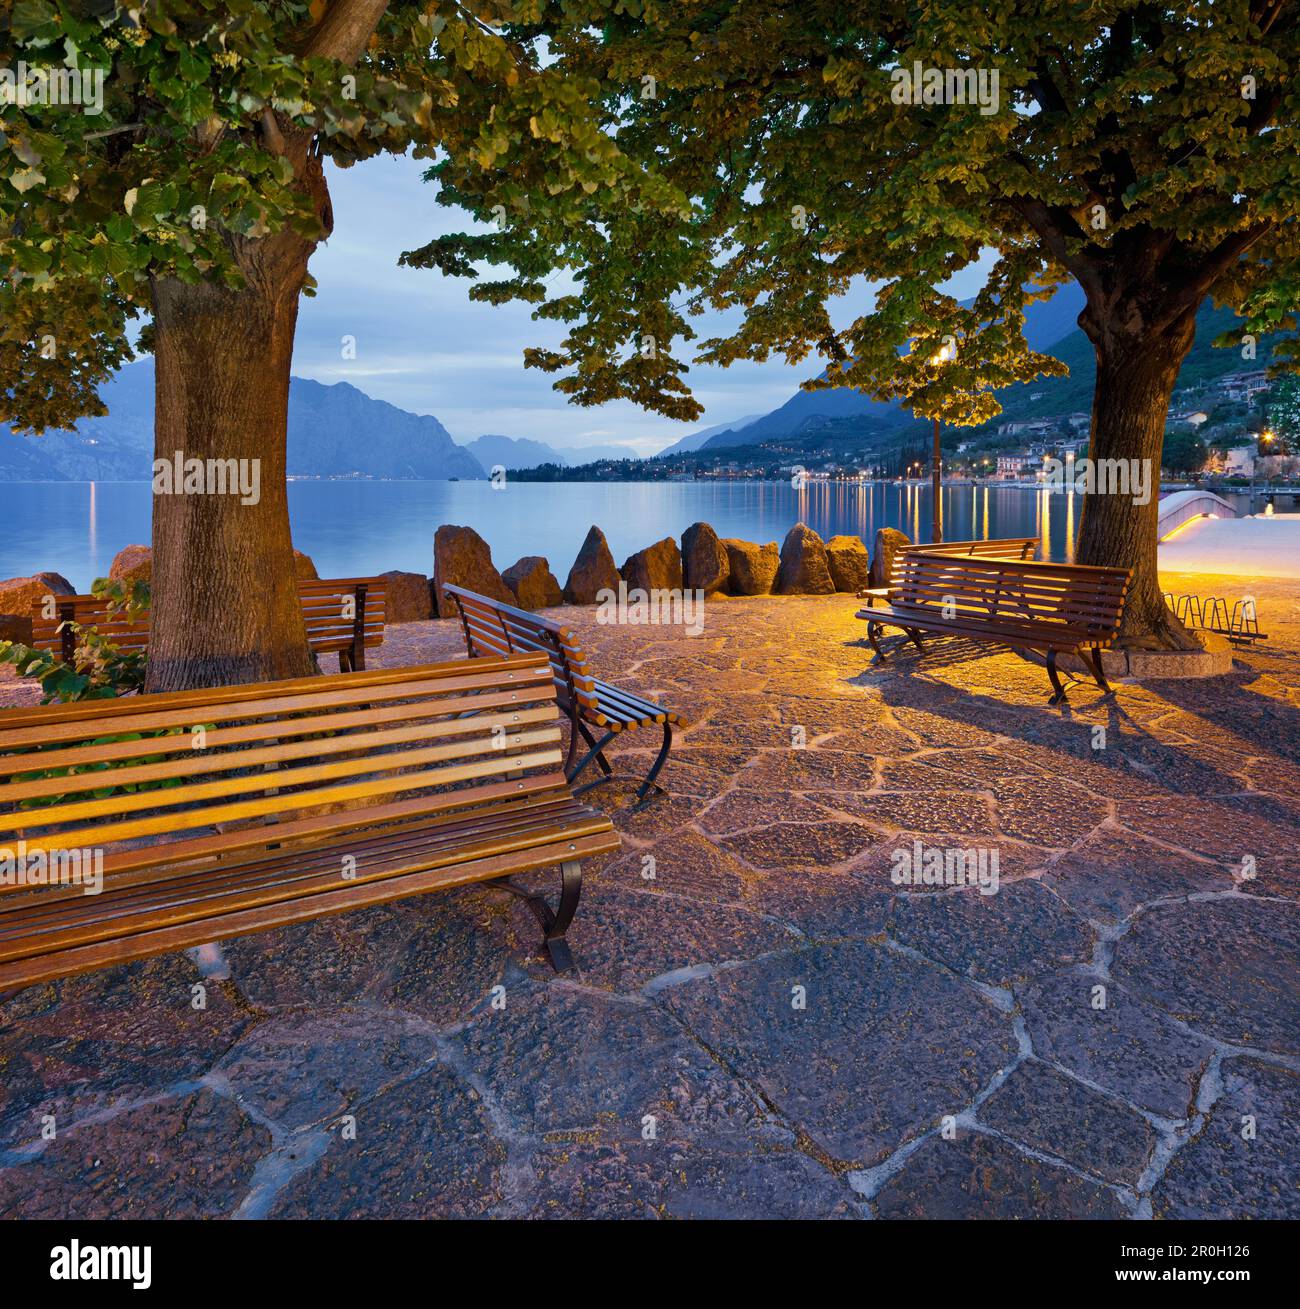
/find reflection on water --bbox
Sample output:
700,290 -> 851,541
0,477 -> 1264,590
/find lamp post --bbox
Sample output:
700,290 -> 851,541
928,342 -> 956,544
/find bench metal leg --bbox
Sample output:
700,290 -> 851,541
865,621 -> 886,663
569,724 -> 618,793
577,719 -> 614,777
1046,649 -> 1068,704
904,627 -> 925,653
1085,647 -> 1114,696
636,723 -> 673,803
501,860 -> 583,972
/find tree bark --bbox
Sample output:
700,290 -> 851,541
145,155 -> 330,692
1076,298 -> 1202,650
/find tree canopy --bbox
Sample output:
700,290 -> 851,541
419,0 -> 1298,422
0,0 -> 644,432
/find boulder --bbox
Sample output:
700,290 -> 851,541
503,556 -> 563,610
0,571 -> 76,624
108,544 -> 152,585
432,524 -> 514,617
563,526 -> 621,604
722,539 -> 780,595
775,523 -> 835,595
106,545 -> 317,584
868,527 -> 913,589
825,534 -> 870,593
378,570 -> 433,624
621,537 -> 684,594
680,522 -> 729,595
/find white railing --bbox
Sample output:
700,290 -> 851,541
1156,490 -> 1238,542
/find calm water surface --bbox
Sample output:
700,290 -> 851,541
0,478 -> 1263,590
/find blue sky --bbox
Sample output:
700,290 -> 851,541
293,152 -> 996,455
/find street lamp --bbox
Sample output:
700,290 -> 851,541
928,341 -> 956,543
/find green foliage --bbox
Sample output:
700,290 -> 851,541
1161,427 -> 1208,474
1,1 -> 637,433
1266,374 -> 1300,451
427,2 -> 1300,427
0,575 -> 150,701
10,726 -> 187,810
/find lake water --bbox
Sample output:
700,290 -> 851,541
0,478 -> 1266,590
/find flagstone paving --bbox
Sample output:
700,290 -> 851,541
1,573 -> 1297,1219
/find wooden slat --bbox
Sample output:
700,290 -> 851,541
0,830 -> 619,992
0,658 -> 547,741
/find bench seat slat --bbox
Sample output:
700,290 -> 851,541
0,793 -> 585,933
0,799 -> 613,962
0,829 -> 617,993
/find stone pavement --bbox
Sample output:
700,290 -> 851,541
1,574 -> 1296,1219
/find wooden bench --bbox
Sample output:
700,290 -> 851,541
855,551 -> 1131,702
859,537 -> 1040,604
0,654 -> 619,990
28,577 -> 386,672
442,584 -> 689,802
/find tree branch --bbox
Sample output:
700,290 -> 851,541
302,0 -> 391,64
1158,219 -> 1275,326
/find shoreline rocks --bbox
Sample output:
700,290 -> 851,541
0,571 -> 75,643
621,537 -> 684,595
433,525 -> 513,617
504,556 -> 564,610
776,523 -> 835,595
681,522 -> 730,595
869,527 -> 912,590
722,539 -> 780,595
6,519 -> 877,648
379,570 -> 433,624
825,535 -> 870,593
564,526 -> 621,604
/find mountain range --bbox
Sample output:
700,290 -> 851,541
2,279 -> 1269,482
0,361 -> 648,481
0,361 -> 485,482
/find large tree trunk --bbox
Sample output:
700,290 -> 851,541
1076,299 -> 1202,650
145,154 -> 331,692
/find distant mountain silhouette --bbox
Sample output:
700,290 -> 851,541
0,359 -> 484,481
458,433 -> 646,471
658,414 -> 764,457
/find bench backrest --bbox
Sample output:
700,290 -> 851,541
442,584 -> 601,721
890,551 -> 1131,644
901,537 -> 1039,560
27,578 -> 386,662
0,654 -> 565,879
